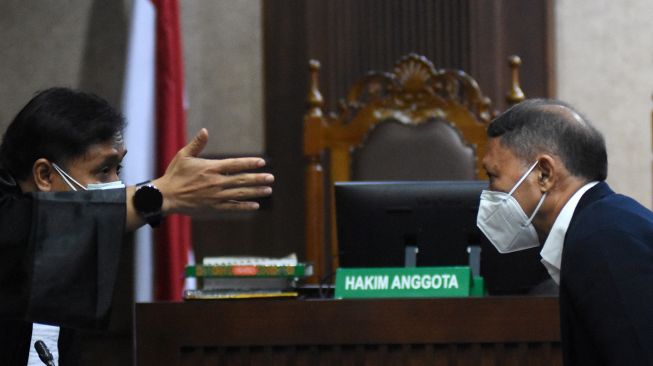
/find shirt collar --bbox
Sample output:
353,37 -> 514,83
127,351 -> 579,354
540,181 -> 598,284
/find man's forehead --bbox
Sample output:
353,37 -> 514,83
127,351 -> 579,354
483,138 -> 521,170
79,138 -> 126,162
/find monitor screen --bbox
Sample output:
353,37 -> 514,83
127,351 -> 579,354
334,181 -> 550,295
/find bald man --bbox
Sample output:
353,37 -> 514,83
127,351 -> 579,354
477,99 -> 653,365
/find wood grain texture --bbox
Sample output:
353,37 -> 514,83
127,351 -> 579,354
136,297 -> 561,365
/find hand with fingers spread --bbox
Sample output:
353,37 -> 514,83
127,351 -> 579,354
126,129 -> 274,230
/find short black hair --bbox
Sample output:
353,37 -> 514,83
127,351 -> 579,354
0,87 -> 125,181
487,98 -> 607,181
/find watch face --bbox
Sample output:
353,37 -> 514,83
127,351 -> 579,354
134,185 -> 163,212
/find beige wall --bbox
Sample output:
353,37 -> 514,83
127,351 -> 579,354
556,0 -> 653,207
0,0 -> 130,130
0,0 -> 263,156
181,0 -> 264,155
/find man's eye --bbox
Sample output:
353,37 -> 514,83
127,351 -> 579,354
100,165 -> 121,175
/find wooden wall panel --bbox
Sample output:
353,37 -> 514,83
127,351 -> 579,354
307,0 -> 473,113
303,0 -> 553,114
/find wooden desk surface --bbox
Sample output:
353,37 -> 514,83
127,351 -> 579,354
136,297 -> 561,366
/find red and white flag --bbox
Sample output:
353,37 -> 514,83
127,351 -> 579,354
123,0 -> 191,302
122,0 -> 156,302
152,0 -> 192,302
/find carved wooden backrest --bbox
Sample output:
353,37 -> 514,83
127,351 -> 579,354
304,54 -> 524,281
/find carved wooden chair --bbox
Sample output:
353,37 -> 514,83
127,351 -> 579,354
304,54 -> 525,280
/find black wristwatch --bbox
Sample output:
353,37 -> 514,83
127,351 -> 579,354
133,181 -> 163,228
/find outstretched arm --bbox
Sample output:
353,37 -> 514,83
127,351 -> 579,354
125,128 -> 274,231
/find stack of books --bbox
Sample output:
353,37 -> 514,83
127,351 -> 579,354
183,254 -> 313,300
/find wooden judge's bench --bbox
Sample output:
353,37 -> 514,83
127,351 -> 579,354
135,296 -> 561,365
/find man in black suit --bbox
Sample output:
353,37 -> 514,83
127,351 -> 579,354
477,98 -> 653,365
0,87 -> 274,365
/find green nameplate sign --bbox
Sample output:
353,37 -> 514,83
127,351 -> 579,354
335,266 -> 482,299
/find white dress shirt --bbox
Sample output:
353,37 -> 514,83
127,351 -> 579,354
28,323 -> 59,366
540,181 -> 598,284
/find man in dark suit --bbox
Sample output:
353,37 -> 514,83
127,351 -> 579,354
477,98 -> 653,365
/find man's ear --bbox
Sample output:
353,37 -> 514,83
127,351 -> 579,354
32,158 -> 55,192
536,154 -> 557,192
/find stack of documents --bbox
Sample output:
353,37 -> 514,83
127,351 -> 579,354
184,254 -> 312,300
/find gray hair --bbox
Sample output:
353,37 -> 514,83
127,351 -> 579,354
487,99 -> 607,181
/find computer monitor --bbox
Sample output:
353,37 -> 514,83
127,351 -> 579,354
334,181 -> 550,295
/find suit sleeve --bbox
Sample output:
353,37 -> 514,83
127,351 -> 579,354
0,192 -> 33,318
25,190 -> 126,329
563,229 -> 653,365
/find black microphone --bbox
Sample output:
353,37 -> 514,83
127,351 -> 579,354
34,340 -> 56,366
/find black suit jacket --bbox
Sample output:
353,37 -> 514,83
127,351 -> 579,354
560,182 -> 653,365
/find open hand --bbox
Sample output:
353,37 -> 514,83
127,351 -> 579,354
153,129 -> 274,216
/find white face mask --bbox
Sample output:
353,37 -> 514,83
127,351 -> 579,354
476,161 -> 547,253
52,163 -> 125,191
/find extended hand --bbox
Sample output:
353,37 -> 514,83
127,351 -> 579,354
153,128 -> 274,216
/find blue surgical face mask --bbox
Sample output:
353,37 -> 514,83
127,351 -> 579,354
52,163 -> 125,191
86,181 -> 126,190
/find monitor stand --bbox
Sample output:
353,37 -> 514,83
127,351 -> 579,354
467,245 -> 481,277
404,245 -> 418,267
